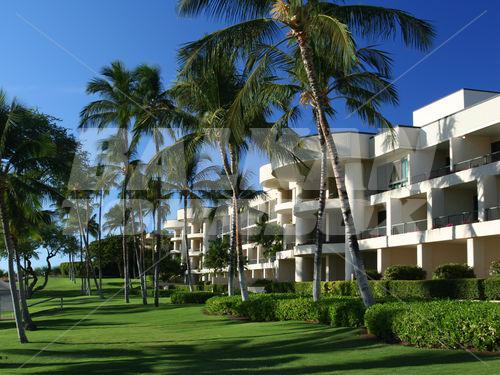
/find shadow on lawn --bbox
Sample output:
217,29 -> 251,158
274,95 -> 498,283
2,319 -> 496,374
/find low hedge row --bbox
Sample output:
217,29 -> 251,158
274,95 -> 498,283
264,278 -> 500,300
365,300 -> 500,352
170,291 -> 218,304
205,294 -> 366,327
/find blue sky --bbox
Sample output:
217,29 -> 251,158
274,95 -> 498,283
1,0 -> 499,268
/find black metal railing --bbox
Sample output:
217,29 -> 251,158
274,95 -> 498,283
486,206 -> 500,221
391,219 -> 427,235
359,226 -> 387,239
454,151 -> 500,172
432,211 -> 478,229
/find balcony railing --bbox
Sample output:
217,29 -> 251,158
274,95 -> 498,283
248,259 -> 258,265
391,219 -> 427,235
298,234 -> 345,246
388,179 -> 408,190
412,165 -> 451,184
359,226 -> 386,239
454,151 -> 500,172
432,211 -> 478,229
285,242 -> 295,250
486,206 -> 500,221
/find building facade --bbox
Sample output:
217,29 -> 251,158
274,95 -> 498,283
165,89 -> 500,283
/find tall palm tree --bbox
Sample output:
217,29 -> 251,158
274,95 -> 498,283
80,61 -> 138,303
171,53 -> 299,300
292,45 -> 398,300
152,146 -> 218,291
176,0 -> 434,306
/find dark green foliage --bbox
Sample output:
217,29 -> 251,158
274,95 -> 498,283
205,294 -> 365,327
323,281 -> 359,297
366,301 -> 500,352
484,276 -> 500,300
263,280 -> 295,293
365,269 -> 382,280
489,260 -> 500,276
383,265 -> 426,280
294,281 -> 313,295
432,263 -> 475,280
170,291 -> 217,304
59,262 -> 83,277
205,237 -> 230,273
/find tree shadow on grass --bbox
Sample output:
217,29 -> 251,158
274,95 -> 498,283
2,326 -> 497,374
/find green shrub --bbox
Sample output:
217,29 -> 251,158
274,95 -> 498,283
323,281 -> 360,297
251,279 -> 273,287
365,269 -> 382,281
433,263 -> 475,279
366,301 -> 500,352
383,265 -> 426,280
484,276 -> 500,300
275,298 -> 325,322
294,281 -> 313,295
489,260 -> 500,276
263,281 -> 295,293
205,295 -> 242,315
170,291 -> 217,304
325,298 -> 366,327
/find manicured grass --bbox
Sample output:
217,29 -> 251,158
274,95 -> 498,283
0,278 -> 498,374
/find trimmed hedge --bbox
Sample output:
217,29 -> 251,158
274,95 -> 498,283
323,279 -> 490,300
383,265 -> 426,280
171,291 -> 217,304
365,301 -> 500,352
432,263 -> 475,279
485,276 -> 500,300
205,294 -> 366,327
489,260 -> 500,276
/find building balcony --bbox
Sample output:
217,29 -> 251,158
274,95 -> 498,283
432,211 -> 478,229
486,206 -> 500,221
454,151 -> 500,172
391,219 -> 427,235
359,226 -> 387,239
276,199 -> 293,214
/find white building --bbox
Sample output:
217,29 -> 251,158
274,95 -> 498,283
165,89 -> 500,283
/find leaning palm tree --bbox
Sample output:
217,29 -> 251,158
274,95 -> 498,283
172,53 -> 299,300
292,45 -> 398,301
176,0 -> 434,306
80,61 -> 138,303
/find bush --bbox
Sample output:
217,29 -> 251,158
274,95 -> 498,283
205,294 -> 365,328
170,291 -> 217,304
365,269 -> 382,281
489,260 -> 500,276
251,279 -> 273,287
366,301 -> 500,352
264,281 -> 295,293
383,265 -> 426,280
484,276 -> 500,300
323,281 -> 359,297
433,263 -> 475,280
294,281 -> 313,295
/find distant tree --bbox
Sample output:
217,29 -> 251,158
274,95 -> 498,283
251,215 -> 283,259
204,236 -> 231,288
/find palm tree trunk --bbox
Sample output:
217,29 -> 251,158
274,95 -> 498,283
15,253 -> 36,330
154,202 -> 161,307
183,195 -> 193,291
122,185 -> 130,303
97,189 -> 104,298
313,122 -> 327,302
229,145 -> 249,301
217,143 -> 235,296
137,200 -> 148,304
294,30 -> 375,307
0,189 -> 28,343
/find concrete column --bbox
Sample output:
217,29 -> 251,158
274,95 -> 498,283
295,257 -> 313,282
202,222 -> 208,253
477,176 -> 497,221
387,198 -> 402,235
417,244 -> 433,279
263,268 -> 267,279
427,188 -> 445,229
467,238 -> 487,278
344,162 -> 366,231
377,248 -> 390,274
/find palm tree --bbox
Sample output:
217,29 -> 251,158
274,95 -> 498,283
0,90 -> 77,342
176,0 -> 434,306
171,53 -> 299,300
80,61 -> 138,303
132,64 -> 180,306
152,146 -> 218,291
292,45 -> 398,300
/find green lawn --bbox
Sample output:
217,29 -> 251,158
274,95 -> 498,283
0,278 -> 498,374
